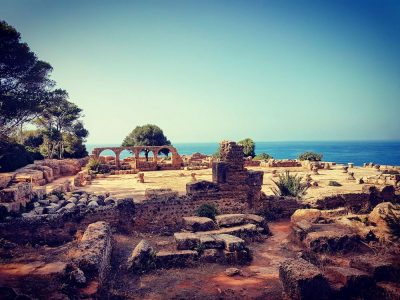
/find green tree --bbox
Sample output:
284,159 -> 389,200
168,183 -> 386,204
298,152 -> 323,161
0,20 -> 54,140
238,138 -> 255,158
36,89 -> 88,158
122,124 -> 171,161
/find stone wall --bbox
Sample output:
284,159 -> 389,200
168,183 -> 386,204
0,199 -> 135,245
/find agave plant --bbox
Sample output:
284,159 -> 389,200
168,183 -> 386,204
271,170 -> 308,198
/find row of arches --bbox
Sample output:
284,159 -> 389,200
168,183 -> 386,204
91,145 -> 183,170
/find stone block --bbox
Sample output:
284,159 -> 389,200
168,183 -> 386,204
214,234 -> 245,251
304,229 -> 361,252
350,255 -> 400,282
279,258 -> 331,300
73,221 -> 112,282
174,232 -> 200,250
155,250 -> 197,268
324,266 -> 374,298
182,216 -> 216,232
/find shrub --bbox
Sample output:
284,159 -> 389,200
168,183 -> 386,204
384,207 -> 400,241
195,203 -> 218,220
86,157 -> 101,174
272,171 -> 308,198
328,181 -> 342,187
298,152 -> 323,162
254,153 -> 273,161
0,141 -> 34,172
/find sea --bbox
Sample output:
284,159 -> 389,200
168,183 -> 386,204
85,141 -> 400,167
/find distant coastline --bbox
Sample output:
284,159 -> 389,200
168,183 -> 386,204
86,140 -> 400,166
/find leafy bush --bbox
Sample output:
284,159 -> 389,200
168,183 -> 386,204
86,157 -> 101,173
195,203 -> 219,220
384,207 -> 400,241
328,181 -> 342,187
0,141 -> 34,172
298,152 -> 323,162
272,171 -> 308,198
254,153 -> 273,161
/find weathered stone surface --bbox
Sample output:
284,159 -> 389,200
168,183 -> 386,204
202,223 -> 260,237
198,235 -> 224,249
155,250 -> 197,268
127,239 -> 155,272
215,214 -> 246,227
225,267 -> 241,276
349,255 -> 400,282
291,209 -> 322,224
369,202 -> 400,241
214,234 -> 245,251
174,232 -> 200,250
145,188 -> 179,200
279,258 -> 331,300
304,230 -> 360,252
64,202 -> 76,210
324,266 -> 373,298
182,216 -> 216,232
0,261 -> 68,297
72,221 -> 111,282
375,282 -> 400,300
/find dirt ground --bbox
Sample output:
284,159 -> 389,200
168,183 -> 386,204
103,221 -> 298,299
74,165 -> 380,203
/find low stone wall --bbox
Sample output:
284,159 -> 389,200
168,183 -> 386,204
134,194 -> 250,233
0,199 -> 134,245
259,196 -> 302,220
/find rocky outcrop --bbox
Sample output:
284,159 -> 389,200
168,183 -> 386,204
368,202 -> 400,241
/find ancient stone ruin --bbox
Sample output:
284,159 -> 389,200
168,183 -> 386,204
91,145 -> 183,171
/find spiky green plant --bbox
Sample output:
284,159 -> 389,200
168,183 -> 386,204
384,207 -> 400,241
271,171 -> 308,198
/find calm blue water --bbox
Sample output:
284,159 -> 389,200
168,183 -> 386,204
86,141 -> 400,166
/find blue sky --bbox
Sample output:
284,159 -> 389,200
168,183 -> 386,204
2,0 -> 400,143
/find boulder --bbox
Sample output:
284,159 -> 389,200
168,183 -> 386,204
64,203 -> 76,210
225,267 -> 241,276
127,239 -> 155,272
68,197 -> 78,204
47,195 -> 59,203
291,209 -> 322,224
104,197 -> 116,205
279,258 -> 331,300
182,216 -> 216,232
369,202 -> 400,241
88,201 -> 99,208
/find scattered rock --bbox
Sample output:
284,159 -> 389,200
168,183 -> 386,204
225,267 -> 241,276
127,239 -> 155,272
88,201 -> 99,208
